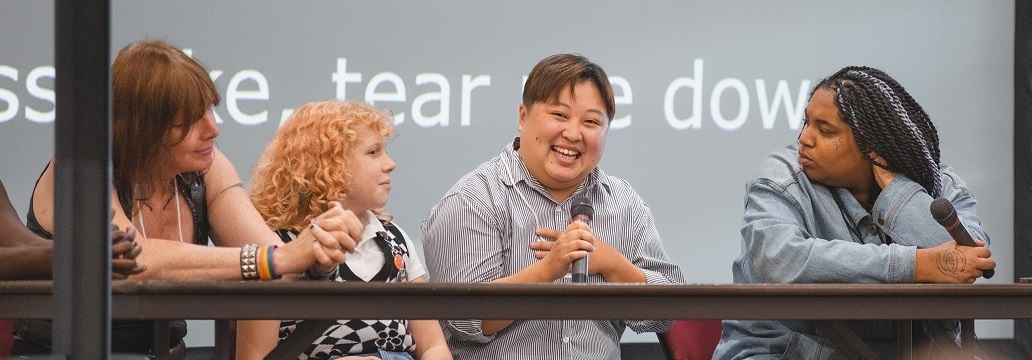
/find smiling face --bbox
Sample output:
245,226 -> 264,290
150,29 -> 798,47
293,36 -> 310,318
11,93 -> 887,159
517,81 -> 608,202
798,87 -> 874,196
342,128 -> 396,217
167,106 -> 219,174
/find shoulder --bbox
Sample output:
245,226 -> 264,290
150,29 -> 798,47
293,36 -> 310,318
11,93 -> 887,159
436,153 -> 507,207
748,144 -> 807,192
201,148 -> 242,186
594,169 -> 642,203
938,163 -> 972,194
388,223 -> 417,250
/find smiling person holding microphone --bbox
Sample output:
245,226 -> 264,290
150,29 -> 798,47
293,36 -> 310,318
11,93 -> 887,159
421,54 -> 684,360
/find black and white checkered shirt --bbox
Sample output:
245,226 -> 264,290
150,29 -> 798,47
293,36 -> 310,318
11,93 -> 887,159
421,140 -> 685,360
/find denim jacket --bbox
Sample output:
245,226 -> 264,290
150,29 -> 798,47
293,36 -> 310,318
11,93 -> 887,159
712,144 -> 988,360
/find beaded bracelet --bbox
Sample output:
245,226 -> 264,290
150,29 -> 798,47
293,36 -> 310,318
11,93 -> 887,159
240,244 -> 259,280
298,264 -> 338,281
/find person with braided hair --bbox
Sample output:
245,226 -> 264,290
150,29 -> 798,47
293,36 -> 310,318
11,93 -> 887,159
713,66 -> 996,359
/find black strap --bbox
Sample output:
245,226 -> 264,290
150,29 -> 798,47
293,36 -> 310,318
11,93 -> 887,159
263,319 -> 338,360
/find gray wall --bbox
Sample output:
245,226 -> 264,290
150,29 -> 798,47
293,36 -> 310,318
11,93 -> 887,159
0,0 -> 1015,345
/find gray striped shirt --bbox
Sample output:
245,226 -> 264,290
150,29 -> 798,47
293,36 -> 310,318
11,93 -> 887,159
421,140 -> 684,360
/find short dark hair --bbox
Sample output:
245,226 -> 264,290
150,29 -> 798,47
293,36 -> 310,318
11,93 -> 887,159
522,54 -> 615,121
814,66 -> 942,197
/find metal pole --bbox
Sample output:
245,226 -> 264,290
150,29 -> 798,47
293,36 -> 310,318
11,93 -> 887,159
52,0 -> 112,358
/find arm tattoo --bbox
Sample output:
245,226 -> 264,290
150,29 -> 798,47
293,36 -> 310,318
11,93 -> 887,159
935,248 -> 966,279
218,183 -> 244,197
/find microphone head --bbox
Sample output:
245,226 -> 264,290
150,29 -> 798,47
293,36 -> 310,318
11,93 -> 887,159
570,195 -> 593,220
929,197 -> 957,225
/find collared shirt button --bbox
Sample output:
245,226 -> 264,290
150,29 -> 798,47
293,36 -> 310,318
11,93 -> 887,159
555,206 -> 563,212
562,336 -> 571,343
869,226 -> 878,235
878,214 -> 885,225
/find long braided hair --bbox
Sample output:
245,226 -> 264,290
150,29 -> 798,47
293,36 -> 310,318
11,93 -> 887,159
814,66 -> 943,198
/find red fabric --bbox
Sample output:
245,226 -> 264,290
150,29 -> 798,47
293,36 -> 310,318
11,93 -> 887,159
0,319 -> 14,357
657,319 -> 723,360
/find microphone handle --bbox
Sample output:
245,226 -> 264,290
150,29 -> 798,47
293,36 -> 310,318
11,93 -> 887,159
571,216 -> 591,283
943,219 -> 976,247
572,257 -> 589,283
945,219 -> 995,279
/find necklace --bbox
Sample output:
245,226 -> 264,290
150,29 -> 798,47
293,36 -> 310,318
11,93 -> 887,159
135,178 -> 184,243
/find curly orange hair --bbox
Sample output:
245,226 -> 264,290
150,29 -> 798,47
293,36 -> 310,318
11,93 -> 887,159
250,100 -> 394,232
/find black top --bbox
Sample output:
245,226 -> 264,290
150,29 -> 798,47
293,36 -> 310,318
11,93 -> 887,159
25,162 -> 210,245
17,162 -> 206,354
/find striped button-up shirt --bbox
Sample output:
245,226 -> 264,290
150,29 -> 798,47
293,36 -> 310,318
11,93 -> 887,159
421,140 -> 685,360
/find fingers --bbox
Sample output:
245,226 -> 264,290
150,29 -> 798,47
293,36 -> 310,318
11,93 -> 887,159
535,223 -> 595,245
977,257 -> 997,271
309,222 -> 347,264
112,240 -> 133,256
312,207 -> 362,253
111,258 -> 145,278
127,236 -> 143,259
529,227 -> 595,264
959,246 -> 995,282
535,228 -> 561,241
112,258 -> 143,273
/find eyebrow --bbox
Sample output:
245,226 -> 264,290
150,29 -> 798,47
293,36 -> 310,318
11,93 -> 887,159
551,100 -> 606,118
811,118 -> 838,129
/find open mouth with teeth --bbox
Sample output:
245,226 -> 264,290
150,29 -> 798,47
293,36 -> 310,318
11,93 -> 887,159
552,146 -> 581,160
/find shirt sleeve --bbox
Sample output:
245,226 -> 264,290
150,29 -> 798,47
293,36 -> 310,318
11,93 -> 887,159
742,178 -> 917,284
421,189 -> 504,343
873,167 -> 988,248
623,197 -> 686,333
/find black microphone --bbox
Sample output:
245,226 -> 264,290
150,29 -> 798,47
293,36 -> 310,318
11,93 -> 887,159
570,196 -> 593,283
929,197 -> 994,279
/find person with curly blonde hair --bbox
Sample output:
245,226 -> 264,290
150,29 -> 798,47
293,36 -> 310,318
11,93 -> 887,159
239,100 -> 451,360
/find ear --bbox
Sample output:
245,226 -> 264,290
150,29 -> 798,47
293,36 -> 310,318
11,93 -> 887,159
518,103 -> 528,132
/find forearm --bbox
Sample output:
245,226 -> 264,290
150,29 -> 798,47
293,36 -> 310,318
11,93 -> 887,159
479,264 -> 559,335
744,184 -> 915,283
235,320 -> 280,360
415,346 -> 453,360
132,237 -> 244,280
0,246 -> 53,280
410,319 -> 452,360
599,255 -> 646,283
480,320 -> 513,336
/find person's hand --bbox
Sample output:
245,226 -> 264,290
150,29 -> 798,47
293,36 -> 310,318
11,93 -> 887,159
529,221 -> 596,281
869,152 -> 897,189
274,201 -> 362,275
338,356 -> 380,360
110,223 -> 145,279
915,238 -> 994,284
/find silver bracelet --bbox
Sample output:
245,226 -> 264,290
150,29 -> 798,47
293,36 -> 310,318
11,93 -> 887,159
240,244 -> 259,280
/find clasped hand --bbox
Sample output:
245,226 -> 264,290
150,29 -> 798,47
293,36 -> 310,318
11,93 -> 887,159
530,221 -> 600,281
927,238 -> 995,284
275,201 -> 363,275
111,223 -> 145,279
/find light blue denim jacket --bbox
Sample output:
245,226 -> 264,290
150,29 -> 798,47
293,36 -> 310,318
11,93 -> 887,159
712,144 -> 988,360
